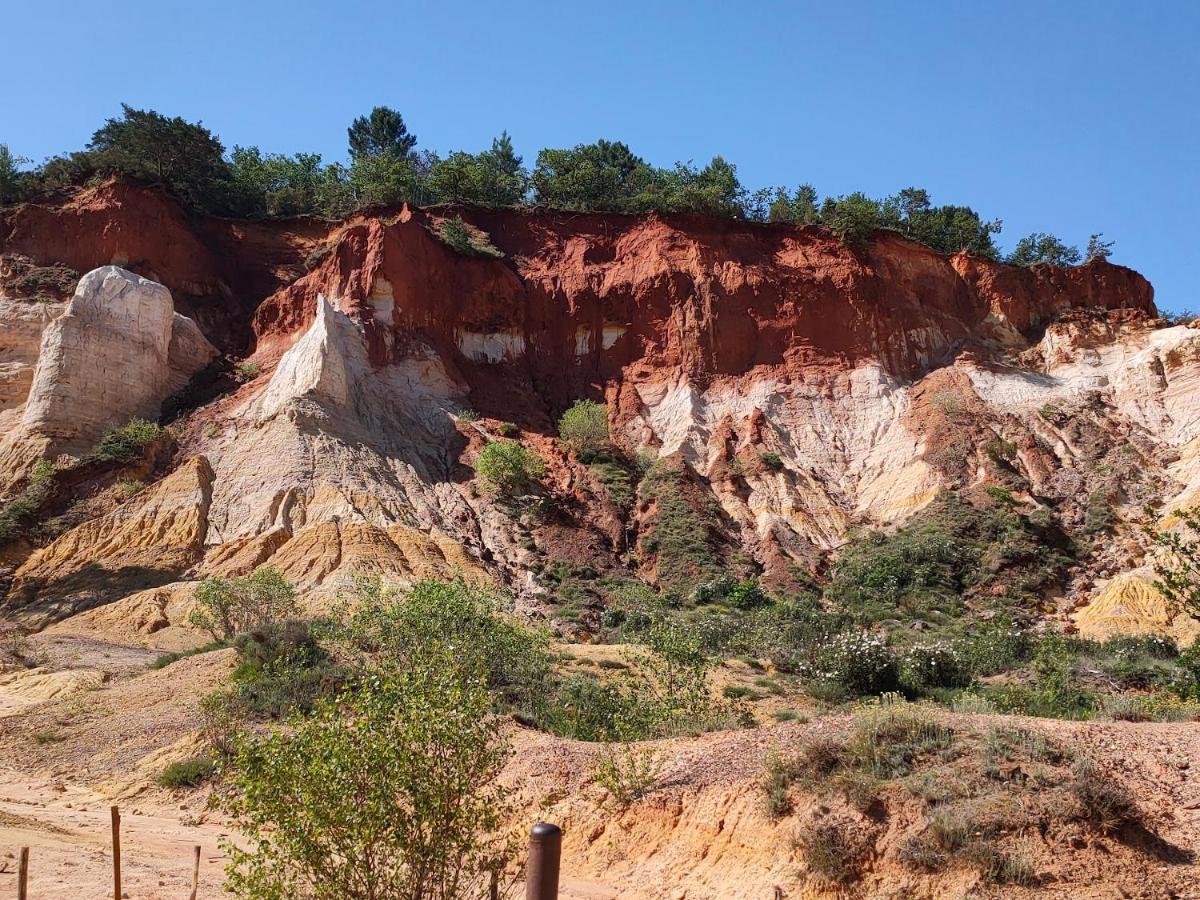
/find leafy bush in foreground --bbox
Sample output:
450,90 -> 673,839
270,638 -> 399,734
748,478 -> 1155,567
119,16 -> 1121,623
220,661 -> 514,900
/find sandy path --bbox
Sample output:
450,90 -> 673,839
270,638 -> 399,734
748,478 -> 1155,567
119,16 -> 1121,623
0,769 -> 230,899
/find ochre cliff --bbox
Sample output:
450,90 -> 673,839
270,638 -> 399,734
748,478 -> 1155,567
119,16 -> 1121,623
3,179 -> 1192,645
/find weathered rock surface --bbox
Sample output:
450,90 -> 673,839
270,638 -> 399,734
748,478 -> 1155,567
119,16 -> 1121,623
2,180 -> 1196,645
21,266 -> 216,451
6,457 -> 214,625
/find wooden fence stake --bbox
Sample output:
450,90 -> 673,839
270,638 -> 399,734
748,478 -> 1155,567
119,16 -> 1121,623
189,844 -> 202,900
111,805 -> 121,900
17,847 -> 28,900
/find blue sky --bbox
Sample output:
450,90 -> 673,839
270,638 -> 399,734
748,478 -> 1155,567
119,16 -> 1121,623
4,0 -> 1197,310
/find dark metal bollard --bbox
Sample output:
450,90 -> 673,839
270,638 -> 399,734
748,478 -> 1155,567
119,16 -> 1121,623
525,822 -> 562,900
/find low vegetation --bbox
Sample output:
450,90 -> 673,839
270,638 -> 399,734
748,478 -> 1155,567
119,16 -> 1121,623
158,755 -> 217,789
764,695 -> 1153,886
434,216 -> 503,258
473,440 -> 545,496
558,399 -> 610,458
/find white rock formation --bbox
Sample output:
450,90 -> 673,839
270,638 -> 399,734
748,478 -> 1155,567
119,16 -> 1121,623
19,267 -> 216,451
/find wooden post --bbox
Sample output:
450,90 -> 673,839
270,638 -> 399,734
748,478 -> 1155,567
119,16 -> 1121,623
189,845 -> 202,900
17,847 -> 28,900
525,822 -> 561,900
111,805 -> 121,900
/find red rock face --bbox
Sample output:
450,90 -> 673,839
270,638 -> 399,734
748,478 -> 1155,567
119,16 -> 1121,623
252,205 -> 1155,419
2,180 -> 1155,391
0,179 -> 327,349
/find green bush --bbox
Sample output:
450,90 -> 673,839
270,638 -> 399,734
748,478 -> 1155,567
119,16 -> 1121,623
86,419 -> 164,464
336,578 -> 551,709
901,643 -> 971,690
807,632 -> 900,697
758,451 -> 783,471
219,660 -> 514,900
158,755 -> 216,788
637,459 -> 722,591
473,440 -> 545,496
558,399 -> 610,457
226,621 -> 349,719
188,568 -> 299,642
434,216 -> 503,258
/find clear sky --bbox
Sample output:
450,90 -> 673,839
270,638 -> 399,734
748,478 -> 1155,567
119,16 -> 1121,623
3,0 -> 1197,311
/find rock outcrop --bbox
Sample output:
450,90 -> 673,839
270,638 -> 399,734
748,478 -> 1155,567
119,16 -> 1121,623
0,266 -> 215,486
2,180 -> 1194,643
24,267 -> 215,450
6,456 -> 214,625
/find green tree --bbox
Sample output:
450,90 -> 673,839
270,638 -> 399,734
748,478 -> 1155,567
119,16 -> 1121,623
1148,507 -> 1200,622
220,661 -> 513,900
427,132 -> 528,207
226,147 -> 352,218
900,199 -> 1002,258
473,441 -> 545,496
348,151 -> 437,209
189,568 -> 299,641
766,184 -> 820,224
819,192 -> 896,247
558,399 -> 610,457
1007,232 -> 1081,267
347,106 -> 417,162
0,144 -> 30,205
87,104 -> 231,212
654,156 -> 746,217
531,140 -> 657,212
1085,232 -> 1114,262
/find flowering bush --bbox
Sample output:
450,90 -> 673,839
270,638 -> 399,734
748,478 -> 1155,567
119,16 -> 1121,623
807,632 -> 900,697
901,643 -> 971,690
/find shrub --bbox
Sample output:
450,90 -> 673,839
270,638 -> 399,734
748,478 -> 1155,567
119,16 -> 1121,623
435,216 -> 504,258
959,618 -> 1032,676
474,440 -> 545,496
335,578 -> 551,709
808,632 -> 900,697
189,568 -> 299,642
592,744 -> 662,806
158,755 -> 217,788
637,459 -> 723,591
226,621 -> 348,719
848,695 -> 954,778
497,421 -> 518,437
233,361 -> 261,381
759,451 -> 783,471
796,818 -> 865,884
691,575 -> 770,610
900,643 -> 971,690
87,419 -> 164,464
219,661 -> 514,900
558,399 -> 610,457
1070,759 -> 1140,833
151,639 -> 227,669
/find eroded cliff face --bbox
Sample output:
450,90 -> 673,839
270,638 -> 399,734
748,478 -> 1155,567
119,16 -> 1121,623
3,180 -> 1193,644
